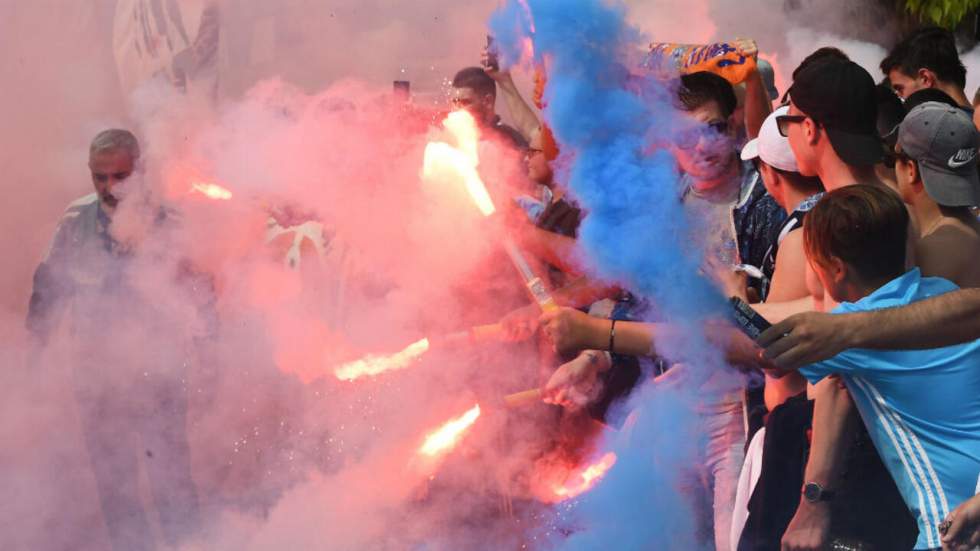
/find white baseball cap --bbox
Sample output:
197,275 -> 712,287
740,105 -> 800,173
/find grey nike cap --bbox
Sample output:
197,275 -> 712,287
899,101 -> 980,207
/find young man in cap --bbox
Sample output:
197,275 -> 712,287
894,101 -> 980,288
777,60 -> 884,193
739,105 -> 824,411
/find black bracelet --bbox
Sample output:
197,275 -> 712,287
608,319 -> 617,353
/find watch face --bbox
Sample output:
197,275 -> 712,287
803,483 -> 822,502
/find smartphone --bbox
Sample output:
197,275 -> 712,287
485,35 -> 500,71
729,296 -> 772,340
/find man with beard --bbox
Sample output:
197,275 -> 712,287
28,129 -> 204,550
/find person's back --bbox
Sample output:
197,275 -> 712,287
797,185 -> 980,550
806,272 -> 980,550
918,215 -> 980,286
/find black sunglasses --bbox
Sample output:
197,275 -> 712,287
775,114 -> 807,137
676,120 -> 730,148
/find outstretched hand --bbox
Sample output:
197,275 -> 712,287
543,352 -> 604,410
539,307 -> 605,354
757,311 -> 854,370
481,48 -> 509,82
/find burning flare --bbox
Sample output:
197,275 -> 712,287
552,452 -> 618,500
334,338 -> 430,381
422,110 -> 496,216
191,181 -> 233,200
418,404 -> 481,457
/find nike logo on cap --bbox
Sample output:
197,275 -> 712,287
948,148 -> 978,168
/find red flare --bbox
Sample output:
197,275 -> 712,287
418,404 -> 481,457
552,452 -> 618,500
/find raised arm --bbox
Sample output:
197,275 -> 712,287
485,66 -> 542,142
734,39 -> 772,140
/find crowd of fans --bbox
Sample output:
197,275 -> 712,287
28,23 -> 980,551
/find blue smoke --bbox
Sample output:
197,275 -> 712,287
489,0 -> 721,324
490,1 -> 732,549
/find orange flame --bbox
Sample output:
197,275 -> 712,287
418,404 -> 481,457
334,338 -> 430,381
422,110 -> 496,217
191,181 -> 233,200
552,452 -> 618,500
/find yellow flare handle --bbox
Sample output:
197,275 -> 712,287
470,323 -> 504,341
502,388 -> 543,408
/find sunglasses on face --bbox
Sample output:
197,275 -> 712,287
676,120 -> 730,149
776,114 -> 807,137
452,97 -> 476,107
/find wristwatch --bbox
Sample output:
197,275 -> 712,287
802,482 -> 836,503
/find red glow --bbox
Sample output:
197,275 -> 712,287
552,452 -> 617,500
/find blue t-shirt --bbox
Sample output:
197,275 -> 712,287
800,269 -> 980,550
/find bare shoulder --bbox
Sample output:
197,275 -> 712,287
923,219 -> 980,250
918,219 -> 980,287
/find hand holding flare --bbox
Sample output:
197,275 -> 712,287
422,110 -> 557,313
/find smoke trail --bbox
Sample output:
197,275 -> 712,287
490,0 -> 722,325
491,1 -> 734,548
